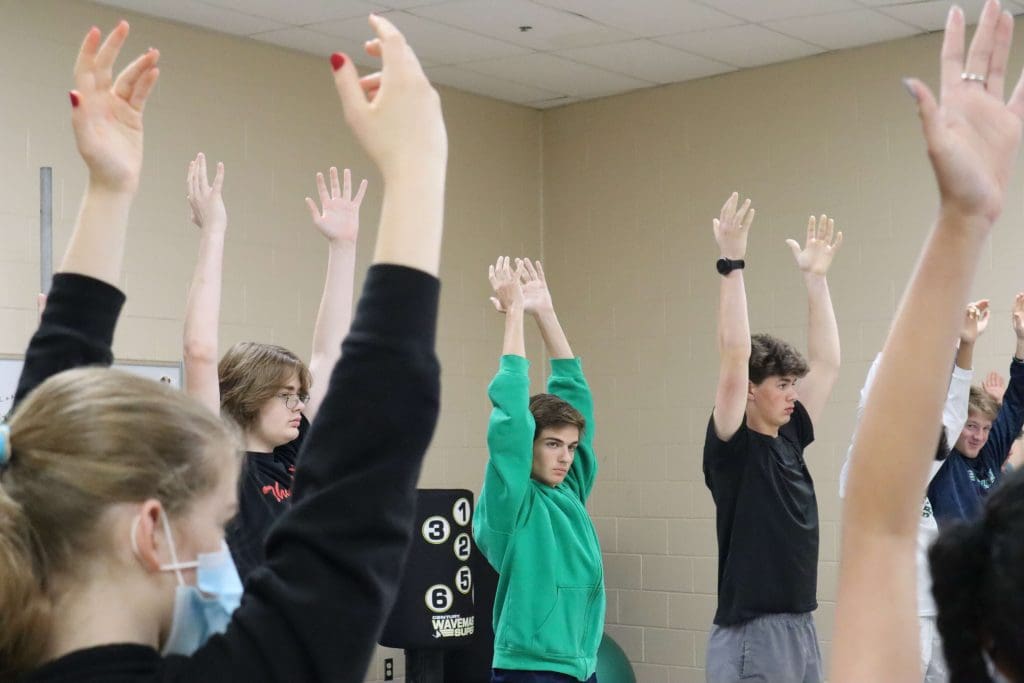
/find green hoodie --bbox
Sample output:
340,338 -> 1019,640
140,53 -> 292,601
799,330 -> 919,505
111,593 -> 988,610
474,355 -> 605,681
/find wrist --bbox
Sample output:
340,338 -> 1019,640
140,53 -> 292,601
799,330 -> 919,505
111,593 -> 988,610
328,239 -> 357,255
86,178 -> 137,200
938,202 -> 996,234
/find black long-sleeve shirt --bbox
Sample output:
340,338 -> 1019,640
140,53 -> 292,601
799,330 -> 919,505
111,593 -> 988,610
20,264 -> 441,682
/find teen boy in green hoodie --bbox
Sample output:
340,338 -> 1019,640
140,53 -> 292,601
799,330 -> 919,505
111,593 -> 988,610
474,256 -> 605,683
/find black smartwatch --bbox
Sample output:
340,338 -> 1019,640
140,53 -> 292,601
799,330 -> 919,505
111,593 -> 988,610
716,258 -> 745,275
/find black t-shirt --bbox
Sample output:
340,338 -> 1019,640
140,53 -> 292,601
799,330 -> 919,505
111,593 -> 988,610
702,401 -> 818,626
227,415 -> 309,582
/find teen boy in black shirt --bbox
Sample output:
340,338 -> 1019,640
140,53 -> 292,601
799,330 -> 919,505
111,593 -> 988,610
704,194 -> 843,683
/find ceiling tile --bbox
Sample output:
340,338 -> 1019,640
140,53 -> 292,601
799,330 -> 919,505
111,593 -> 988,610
201,0 -> 379,25
878,0 -> 1002,31
463,52 -> 654,98
313,11 -> 531,64
426,65 -> 563,103
533,0 -> 742,37
556,39 -> 734,84
94,0 -> 287,34
250,27 -> 362,57
406,0 -> 632,50
697,0 -> 862,22
766,9 -> 919,50
658,23 -> 825,68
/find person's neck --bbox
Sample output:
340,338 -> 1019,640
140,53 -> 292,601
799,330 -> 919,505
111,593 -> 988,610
245,431 -> 275,453
745,412 -> 780,438
47,573 -> 160,662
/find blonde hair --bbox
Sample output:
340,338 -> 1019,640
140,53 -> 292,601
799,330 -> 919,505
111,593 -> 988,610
0,368 -> 239,678
968,385 -> 1001,422
218,342 -> 311,431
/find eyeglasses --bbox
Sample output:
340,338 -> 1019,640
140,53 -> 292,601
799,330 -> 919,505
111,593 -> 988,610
277,393 -> 309,410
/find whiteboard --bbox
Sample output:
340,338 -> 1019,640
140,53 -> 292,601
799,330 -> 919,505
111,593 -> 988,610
0,356 -> 183,419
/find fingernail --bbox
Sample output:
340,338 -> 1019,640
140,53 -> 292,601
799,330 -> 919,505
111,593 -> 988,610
69,91 -> 79,108
902,78 -> 917,101
331,52 -> 345,71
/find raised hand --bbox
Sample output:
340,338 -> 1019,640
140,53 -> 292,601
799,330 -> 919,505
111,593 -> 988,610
305,167 -> 367,245
786,215 -> 843,276
983,371 -> 1007,402
519,258 -> 553,316
713,192 -> 754,260
488,256 -> 524,314
70,21 -> 160,193
959,298 -> 991,343
904,2 -> 1024,224
186,153 -> 226,232
331,15 -> 446,181
1013,292 -> 1024,339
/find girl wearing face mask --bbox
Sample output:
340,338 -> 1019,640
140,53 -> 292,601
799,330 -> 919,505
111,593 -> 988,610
182,150 -> 368,581
0,15 -> 445,682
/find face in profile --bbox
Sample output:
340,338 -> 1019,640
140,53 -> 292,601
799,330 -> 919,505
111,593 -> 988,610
531,424 -> 579,487
748,374 -> 799,428
251,372 -> 306,450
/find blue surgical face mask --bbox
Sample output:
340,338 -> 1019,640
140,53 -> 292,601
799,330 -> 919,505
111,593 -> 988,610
131,512 -> 244,656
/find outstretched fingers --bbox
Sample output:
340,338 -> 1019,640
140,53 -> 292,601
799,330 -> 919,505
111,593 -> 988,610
939,5 -> 966,96
986,10 -> 1014,98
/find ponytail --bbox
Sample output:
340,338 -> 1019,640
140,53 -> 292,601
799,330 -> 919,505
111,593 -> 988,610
0,484 -> 52,679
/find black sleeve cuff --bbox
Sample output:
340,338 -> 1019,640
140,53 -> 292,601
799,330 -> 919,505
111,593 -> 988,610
348,265 -> 440,351
44,272 -> 126,349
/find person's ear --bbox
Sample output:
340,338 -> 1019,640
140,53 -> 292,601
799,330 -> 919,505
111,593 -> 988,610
131,499 -> 166,573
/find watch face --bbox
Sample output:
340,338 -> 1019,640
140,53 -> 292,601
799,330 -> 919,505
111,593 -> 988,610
717,258 -> 731,275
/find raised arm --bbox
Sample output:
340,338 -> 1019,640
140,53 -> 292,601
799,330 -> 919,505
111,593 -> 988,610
832,4 -> 1023,682
181,15 -> 447,681
14,23 -> 158,409
489,256 -> 526,358
520,258 -> 572,359
303,167 -> 367,421
981,294 -> 1024,469
182,153 -> 227,415
786,215 -> 843,424
946,300 -> 987,443
712,193 -> 755,441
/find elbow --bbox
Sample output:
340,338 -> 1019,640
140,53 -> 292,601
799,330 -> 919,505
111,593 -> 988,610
183,336 -> 219,365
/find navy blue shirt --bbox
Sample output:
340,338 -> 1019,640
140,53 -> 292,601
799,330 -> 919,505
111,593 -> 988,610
928,358 -> 1024,527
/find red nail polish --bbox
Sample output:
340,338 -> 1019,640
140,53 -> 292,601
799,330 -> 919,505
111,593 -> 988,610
331,53 -> 345,71
69,91 -> 79,108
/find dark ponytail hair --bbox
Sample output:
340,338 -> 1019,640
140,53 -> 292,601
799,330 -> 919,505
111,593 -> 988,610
930,468 -> 1024,683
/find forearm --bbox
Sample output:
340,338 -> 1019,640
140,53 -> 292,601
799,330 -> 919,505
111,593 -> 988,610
59,182 -> 134,286
373,166 -> 445,276
534,309 -> 572,359
717,271 -> 750,359
955,339 -> 974,369
845,211 -> 988,534
307,242 -> 357,419
502,305 -> 526,358
1015,336 -> 1024,360
183,229 -> 225,413
805,273 -> 841,371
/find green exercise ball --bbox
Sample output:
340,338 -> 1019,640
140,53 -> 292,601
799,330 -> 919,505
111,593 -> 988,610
595,633 -> 636,683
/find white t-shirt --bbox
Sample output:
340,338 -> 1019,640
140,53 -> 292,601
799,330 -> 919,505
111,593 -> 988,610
839,353 -> 972,617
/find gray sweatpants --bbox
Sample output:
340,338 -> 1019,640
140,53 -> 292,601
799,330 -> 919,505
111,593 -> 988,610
706,612 -> 821,683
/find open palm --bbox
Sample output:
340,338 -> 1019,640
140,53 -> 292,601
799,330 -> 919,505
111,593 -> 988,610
71,22 -> 160,193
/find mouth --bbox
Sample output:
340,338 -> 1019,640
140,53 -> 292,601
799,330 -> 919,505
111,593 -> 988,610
288,419 -> 301,428
552,469 -> 567,477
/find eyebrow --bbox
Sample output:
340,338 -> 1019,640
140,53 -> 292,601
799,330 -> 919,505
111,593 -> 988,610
545,438 -> 580,446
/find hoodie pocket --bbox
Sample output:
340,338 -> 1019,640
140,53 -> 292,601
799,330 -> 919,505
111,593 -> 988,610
532,586 -> 599,657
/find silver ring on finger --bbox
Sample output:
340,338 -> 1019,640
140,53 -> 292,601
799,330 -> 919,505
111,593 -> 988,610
961,71 -> 988,85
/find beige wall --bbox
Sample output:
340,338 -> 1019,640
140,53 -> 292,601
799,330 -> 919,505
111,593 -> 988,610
0,1 -> 541,680
4,1 -> 1024,682
543,23 -> 1024,683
